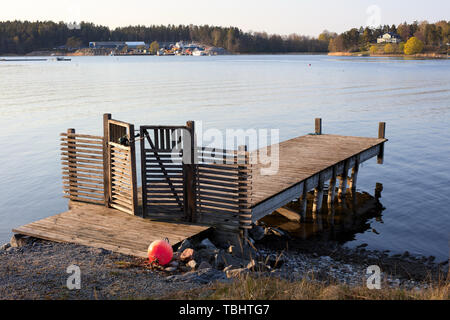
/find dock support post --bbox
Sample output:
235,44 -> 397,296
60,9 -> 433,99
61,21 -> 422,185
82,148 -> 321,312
312,177 -> 324,214
315,118 -> 322,135
338,160 -> 350,201
327,166 -> 337,207
349,156 -> 360,191
378,122 -> 386,164
183,121 -> 197,222
299,185 -> 308,221
103,114 -> 111,207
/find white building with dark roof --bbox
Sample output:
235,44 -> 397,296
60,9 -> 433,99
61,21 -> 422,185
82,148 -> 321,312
377,33 -> 402,44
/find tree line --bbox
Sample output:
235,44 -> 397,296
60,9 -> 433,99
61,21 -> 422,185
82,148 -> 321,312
0,20 -> 328,54
324,20 -> 449,53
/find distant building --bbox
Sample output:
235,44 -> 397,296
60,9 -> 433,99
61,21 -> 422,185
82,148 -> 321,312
89,41 -> 148,50
377,33 -> 402,44
205,46 -> 228,55
89,41 -> 126,49
125,42 -> 147,49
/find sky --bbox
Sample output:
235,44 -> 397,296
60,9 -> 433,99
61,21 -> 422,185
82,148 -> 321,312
1,0 -> 448,36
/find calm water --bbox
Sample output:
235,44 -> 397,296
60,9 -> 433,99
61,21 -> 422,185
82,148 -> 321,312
0,55 -> 449,261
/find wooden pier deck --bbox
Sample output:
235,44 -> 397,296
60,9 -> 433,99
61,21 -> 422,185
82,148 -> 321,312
250,133 -> 387,222
13,202 -> 211,258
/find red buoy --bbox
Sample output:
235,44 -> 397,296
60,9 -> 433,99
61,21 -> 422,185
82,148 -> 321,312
148,239 -> 173,266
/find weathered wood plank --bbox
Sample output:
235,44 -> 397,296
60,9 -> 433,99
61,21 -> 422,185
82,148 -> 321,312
12,202 -> 212,258
275,207 -> 301,222
252,181 -> 304,223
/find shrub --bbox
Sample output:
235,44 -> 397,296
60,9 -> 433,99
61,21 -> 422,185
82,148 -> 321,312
384,43 -> 395,54
369,45 -> 378,55
404,37 -> 424,55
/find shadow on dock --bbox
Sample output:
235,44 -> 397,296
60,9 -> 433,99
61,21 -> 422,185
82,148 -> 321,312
260,184 -> 385,243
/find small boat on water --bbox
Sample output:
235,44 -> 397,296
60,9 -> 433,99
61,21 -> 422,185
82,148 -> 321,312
56,57 -> 71,61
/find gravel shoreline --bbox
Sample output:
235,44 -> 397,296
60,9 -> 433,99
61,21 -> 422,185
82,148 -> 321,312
0,235 -> 448,300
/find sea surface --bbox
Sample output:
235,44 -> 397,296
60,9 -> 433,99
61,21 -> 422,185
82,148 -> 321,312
0,55 -> 449,261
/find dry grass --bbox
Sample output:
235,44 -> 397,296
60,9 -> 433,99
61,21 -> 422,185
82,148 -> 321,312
162,275 -> 449,300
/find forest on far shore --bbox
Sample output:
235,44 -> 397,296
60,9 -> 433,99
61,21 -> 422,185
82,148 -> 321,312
0,20 -> 448,55
0,21 -> 327,55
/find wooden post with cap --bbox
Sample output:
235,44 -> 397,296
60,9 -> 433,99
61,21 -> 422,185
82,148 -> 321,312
67,128 -> 77,207
103,113 -> 111,207
378,122 -> 386,164
315,118 -> 322,135
183,121 -> 196,222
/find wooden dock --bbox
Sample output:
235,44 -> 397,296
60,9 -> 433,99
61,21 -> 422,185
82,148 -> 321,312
13,202 -> 210,258
13,115 -> 388,255
250,133 -> 387,222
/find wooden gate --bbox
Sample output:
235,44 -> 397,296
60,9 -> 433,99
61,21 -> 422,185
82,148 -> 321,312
140,123 -> 194,220
104,115 -> 138,215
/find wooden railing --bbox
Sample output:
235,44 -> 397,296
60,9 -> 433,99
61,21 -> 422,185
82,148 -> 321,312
196,146 -> 252,234
61,129 -> 105,205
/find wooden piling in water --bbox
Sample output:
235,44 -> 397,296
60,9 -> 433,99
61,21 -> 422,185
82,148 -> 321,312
313,178 -> 324,214
349,155 -> 360,190
378,122 -> 386,164
299,186 -> 308,221
338,159 -> 350,201
327,166 -> 337,207
315,118 -> 322,135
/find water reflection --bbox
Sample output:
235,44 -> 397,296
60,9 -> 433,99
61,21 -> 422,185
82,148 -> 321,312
261,183 -> 385,243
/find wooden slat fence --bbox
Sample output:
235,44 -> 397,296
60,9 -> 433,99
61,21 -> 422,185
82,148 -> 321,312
196,146 -> 252,234
61,129 -> 105,205
61,115 -> 139,216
